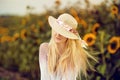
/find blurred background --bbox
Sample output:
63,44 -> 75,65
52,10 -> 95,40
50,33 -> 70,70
0,0 -> 120,80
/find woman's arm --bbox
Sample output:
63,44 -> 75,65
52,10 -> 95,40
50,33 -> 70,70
39,43 -> 50,80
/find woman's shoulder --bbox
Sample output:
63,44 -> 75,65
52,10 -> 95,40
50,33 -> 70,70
40,42 -> 49,49
39,42 -> 49,56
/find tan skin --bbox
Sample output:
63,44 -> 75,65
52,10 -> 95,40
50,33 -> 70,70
52,30 -> 68,55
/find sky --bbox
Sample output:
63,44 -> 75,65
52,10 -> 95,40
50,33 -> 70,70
0,0 -> 105,16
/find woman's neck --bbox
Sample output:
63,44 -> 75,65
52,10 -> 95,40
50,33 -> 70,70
56,42 -> 66,55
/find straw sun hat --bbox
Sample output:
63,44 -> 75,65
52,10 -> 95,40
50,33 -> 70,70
48,13 -> 87,48
48,13 -> 80,39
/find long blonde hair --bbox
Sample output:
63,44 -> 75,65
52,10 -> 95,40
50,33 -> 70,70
48,31 -> 96,77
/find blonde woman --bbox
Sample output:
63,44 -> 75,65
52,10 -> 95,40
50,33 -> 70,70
39,13 -> 96,80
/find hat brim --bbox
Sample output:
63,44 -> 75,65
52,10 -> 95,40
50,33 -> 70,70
48,16 -> 79,39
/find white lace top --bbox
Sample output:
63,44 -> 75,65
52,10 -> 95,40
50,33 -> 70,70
39,43 -> 77,80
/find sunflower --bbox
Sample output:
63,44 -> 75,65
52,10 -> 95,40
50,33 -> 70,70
30,24 -> 38,33
107,36 -> 119,54
1,35 -> 12,43
70,8 -> 87,28
70,8 -> 78,17
75,16 -> 87,29
55,0 -> 61,6
83,33 -> 96,46
111,5 -> 118,15
78,18 -> 87,29
75,16 -> 80,23
119,36 -> 120,48
92,23 -> 100,35
0,27 -> 9,35
12,33 -> 19,41
20,29 -> 27,40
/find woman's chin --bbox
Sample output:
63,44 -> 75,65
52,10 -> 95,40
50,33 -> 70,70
55,40 -> 61,43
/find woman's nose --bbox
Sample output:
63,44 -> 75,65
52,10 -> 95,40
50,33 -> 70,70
56,33 -> 61,37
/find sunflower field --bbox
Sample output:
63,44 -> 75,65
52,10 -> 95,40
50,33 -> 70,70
0,0 -> 120,80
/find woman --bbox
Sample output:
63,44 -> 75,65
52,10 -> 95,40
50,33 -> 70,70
39,13 -> 96,80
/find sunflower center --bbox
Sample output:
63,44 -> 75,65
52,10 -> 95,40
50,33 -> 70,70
111,41 -> 117,49
95,27 -> 99,32
87,37 -> 93,42
113,8 -> 116,11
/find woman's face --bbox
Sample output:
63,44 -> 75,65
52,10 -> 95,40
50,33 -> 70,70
52,30 -> 67,44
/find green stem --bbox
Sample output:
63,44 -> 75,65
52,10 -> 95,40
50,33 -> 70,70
100,31 -> 106,64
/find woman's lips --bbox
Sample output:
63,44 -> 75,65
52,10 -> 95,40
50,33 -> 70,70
55,37 -> 61,40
